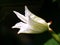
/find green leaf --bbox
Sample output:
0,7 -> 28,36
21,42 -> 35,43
44,38 -> 59,45
44,34 -> 60,45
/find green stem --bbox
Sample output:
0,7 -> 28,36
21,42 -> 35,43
49,29 -> 60,43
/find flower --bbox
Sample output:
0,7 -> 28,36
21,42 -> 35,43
12,6 -> 51,34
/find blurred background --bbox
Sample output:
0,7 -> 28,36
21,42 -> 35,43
0,0 -> 60,45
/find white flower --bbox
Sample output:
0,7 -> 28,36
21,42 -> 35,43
12,6 -> 51,34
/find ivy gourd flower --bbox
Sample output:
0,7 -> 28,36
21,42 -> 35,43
12,6 -> 51,34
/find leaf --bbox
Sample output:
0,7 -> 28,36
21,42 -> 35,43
44,33 -> 60,45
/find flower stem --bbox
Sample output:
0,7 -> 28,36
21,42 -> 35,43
49,28 -> 60,43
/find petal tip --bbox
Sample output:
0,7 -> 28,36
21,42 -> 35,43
25,5 -> 28,9
13,10 -> 16,13
12,26 -> 15,28
13,11 -> 18,14
17,31 -> 20,34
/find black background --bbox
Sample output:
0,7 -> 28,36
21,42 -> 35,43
0,0 -> 60,45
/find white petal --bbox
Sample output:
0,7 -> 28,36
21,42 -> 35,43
13,11 -> 27,23
29,15 -> 49,33
25,6 -> 48,33
17,24 -> 32,34
25,6 -> 35,20
25,6 -> 30,18
25,6 -> 47,24
30,14 -> 47,24
12,22 -> 25,28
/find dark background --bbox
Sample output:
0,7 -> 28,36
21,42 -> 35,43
0,0 -> 60,45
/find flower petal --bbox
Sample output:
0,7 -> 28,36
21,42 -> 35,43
25,6 -> 35,20
29,15 -> 49,33
13,11 -> 27,23
30,14 -> 47,25
17,23 -> 32,34
25,6 -> 49,33
25,6 -> 30,19
29,18 -> 48,33
25,6 -> 47,25
12,22 -> 25,28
